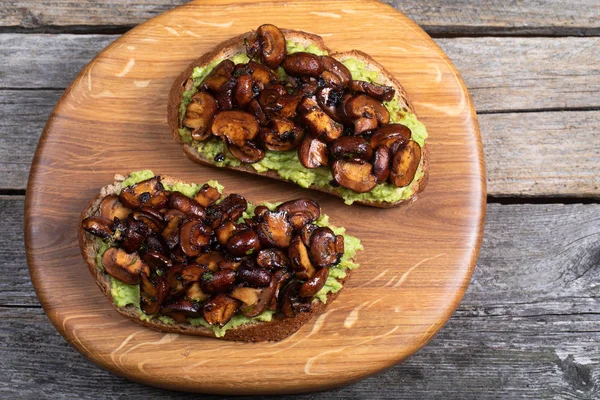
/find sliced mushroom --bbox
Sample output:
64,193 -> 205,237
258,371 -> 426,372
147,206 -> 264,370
288,235 -> 316,279
256,249 -> 290,270
372,146 -> 391,183
331,159 -> 377,193
370,124 -> 411,151
297,76 -> 319,97
246,60 -> 277,88
335,234 -> 345,255
200,268 -> 237,294
140,273 -> 169,315
205,205 -> 228,229
215,220 -> 237,246
230,286 -> 262,306
349,80 -> 395,101
161,299 -> 203,322
390,140 -> 421,187
145,233 -> 168,255
256,24 -> 286,68
181,264 -> 208,285
258,89 -> 302,120
118,176 -> 168,209
330,136 -> 373,161
310,227 -> 340,268
195,250 -> 226,272
276,199 -> 321,230
219,194 -> 248,221
182,92 -> 218,141
121,218 -> 149,253
203,293 -> 241,326
344,94 -> 390,133
298,136 -> 329,169
282,52 -> 323,77
214,77 -> 237,110
99,194 -> 131,221
253,205 -> 269,219
141,252 -> 172,275
298,97 -> 343,142
193,184 -> 221,208
101,247 -> 148,285
211,110 -> 259,147
299,267 -> 329,298
227,141 -> 265,163
256,210 -> 294,248
259,119 -> 304,151
186,282 -> 208,302
218,257 -> 244,271
226,230 -> 261,257
200,59 -> 235,92
131,210 -> 164,233
82,217 -> 114,239
165,264 -> 186,296
299,223 -> 318,247
247,99 -> 267,125
179,220 -> 212,257
237,263 -> 272,288
161,209 -> 185,249
320,56 -> 352,87
233,74 -> 254,109
280,281 -> 311,318
316,87 -> 345,123
168,192 -> 205,220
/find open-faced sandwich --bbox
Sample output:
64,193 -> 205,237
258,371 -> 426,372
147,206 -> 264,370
79,171 -> 362,341
168,24 -> 428,208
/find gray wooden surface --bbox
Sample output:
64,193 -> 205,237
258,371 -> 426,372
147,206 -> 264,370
2,1 -> 599,399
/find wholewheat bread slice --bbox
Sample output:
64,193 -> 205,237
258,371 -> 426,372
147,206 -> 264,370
79,174 -> 353,342
167,28 -> 429,209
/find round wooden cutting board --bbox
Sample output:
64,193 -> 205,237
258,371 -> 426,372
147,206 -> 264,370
25,0 -> 485,394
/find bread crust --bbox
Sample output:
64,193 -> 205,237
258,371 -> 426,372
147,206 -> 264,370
167,29 -> 429,209
79,174 -> 352,341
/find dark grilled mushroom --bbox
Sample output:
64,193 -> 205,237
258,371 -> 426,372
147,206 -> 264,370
99,194 -> 131,221
256,210 -> 294,248
298,136 -> 329,169
218,194 -> 248,221
344,94 -> 390,134
121,218 -> 149,253
247,99 -> 267,125
282,52 -> 323,77
141,252 -> 171,275
82,217 -> 114,239
309,227 -> 340,268
183,92 -> 218,141
214,77 -> 237,110
131,210 -> 164,233
161,209 -> 185,249
140,273 -> 169,315
201,59 -> 235,92
316,87 -> 345,123
203,293 -> 241,326
256,249 -> 290,270
349,80 -> 395,101
179,220 -> 212,257
193,184 -> 221,208
226,230 -> 261,257
195,250 -> 226,272
280,281 -> 311,318
299,267 -> 329,298
299,223 -> 318,247
390,140 -> 421,187
165,264 -> 186,296
259,119 -> 304,151
298,97 -> 343,142
233,74 -> 254,109
101,247 -> 148,285
372,146 -> 391,183
247,60 -> 277,88
211,110 -> 259,147
168,192 -> 206,219
276,199 -> 321,230
161,299 -> 203,322
331,159 -> 377,193
215,220 -> 237,246
256,24 -> 286,69
227,141 -> 265,163
201,268 -> 237,294
118,176 -> 168,209
330,136 -> 373,161
288,235 -> 316,279
370,124 -> 411,152
237,263 -> 272,287
320,56 -> 352,87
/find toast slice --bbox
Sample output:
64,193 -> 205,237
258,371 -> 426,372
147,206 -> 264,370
167,27 -> 429,208
79,172 -> 362,341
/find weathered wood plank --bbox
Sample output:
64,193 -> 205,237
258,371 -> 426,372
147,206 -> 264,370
2,35 -> 598,113
0,0 -> 598,36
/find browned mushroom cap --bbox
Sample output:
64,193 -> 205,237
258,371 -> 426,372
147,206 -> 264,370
288,235 -> 316,279
256,248 -> 290,270
200,268 -> 237,294
297,76 -> 319,97
331,159 -> 377,193
259,119 -> 304,151
218,194 -> 248,221
168,192 -> 206,220
280,281 -> 311,318
245,61 -> 277,88
162,299 -> 203,322
195,251 -> 226,272
390,140 -> 421,187
82,217 -> 114,239
330,136 -> 373,161
140,273 -> 169,315
183,92 -> 218,141
344,94 -> 390,133
298,97 -> 343,142
309,227 -> 340,268
181,264 -> 208,284
227,141 -> 265,163
131,210 -> 164,234
256,210 -> 294,248
320,56 -> 352,87
232,74 -> 254,109
258,89 -> 303,120
215,219 -> 237,246
238,269 -> 289,316
349,80 -> 395,101
161,209 -> 185,249
247,99 -> 267,125
370,124 -> 411,151
165,264 -> 186,296
253,205 -> 269,219
316,87 -> 345,123
299,267 -> 329,298
237,263 -> 272,288
201,59 -> 235,92
211,110 -> 259,147
179,220 -> 212,257
203,293 -> 241,326
193,184 -> 221,208
299,223 -> 318,247
226,230 -> 261,257
120,218 -> 149,253
145,233 -> 168,255
282,52 -> 324,77
276,199 -> 321,230
118,176 -> 168,209
335,234 -> 345,255
214,77 -> 237,110
269,269 -> 293,311
372,146 -> 391,183
99,194 -> 131,221
230,286 -> 262,306
101,247 -> 148,285
256,24 -> 286,69
141,252 -> 170,277
298,136 -> 329,169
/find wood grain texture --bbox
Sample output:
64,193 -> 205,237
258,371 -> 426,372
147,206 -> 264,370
24,0 -> 484,393
1,0 -> 598,35
8,202 -> 600,398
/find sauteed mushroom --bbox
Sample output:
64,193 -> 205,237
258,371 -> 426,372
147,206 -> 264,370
203,293 -> 241,326
102,247 -> 148,285
183,92 -> 218,141
141,252 -> 171,275
372,146 -> 391,183
276,199 -> 321,230
316,87 -> 345,123
168,192 -> 205,219
226,229 -> 261,257
331,159 -> 377,193
179,220 -> 212,257
211,110 -> 259,147
390,140 -> 421,187
233,74 -> 254,109
344,94 -> 390,133
118,176 -> 168,209
99,194 -> 131,221
218,194 -> 247,221
259,118 -> 304,151
200,269 -> 237,293
140,273 -> 169,315
299,267 -> 329,298
280,281 -> 311,318
227,141 -> 265,163
161,209 -> 184,249
121,218 -> 149,253
320,56 -> 352,87
193,184 -> 221,207
298,97 -> 343,142
256,249 -> 290,270
195,251 -> 226,272
330,136 -> 373,161
256,24 -> 286,69
201,59 -> 235,92
161,299 -> 203,322
82,217 -> 114,239
237,263 -> 272,287
282,52 -> 323,77
298,136 -> 329,169
257,210 -> 293,248
370,124 -> 411,151
310,227 -> 341,268
349,80 -> 395,101
288,235 -> 316,279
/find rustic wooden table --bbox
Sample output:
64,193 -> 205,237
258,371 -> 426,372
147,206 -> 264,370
2,1 -> 599,398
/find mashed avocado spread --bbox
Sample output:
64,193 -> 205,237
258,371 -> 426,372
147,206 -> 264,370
178,41 -> 428,205
98,170 -> 363,337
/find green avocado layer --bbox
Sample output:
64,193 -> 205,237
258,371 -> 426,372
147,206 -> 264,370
177,41 -> 428,205
98,170 -> 363,337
